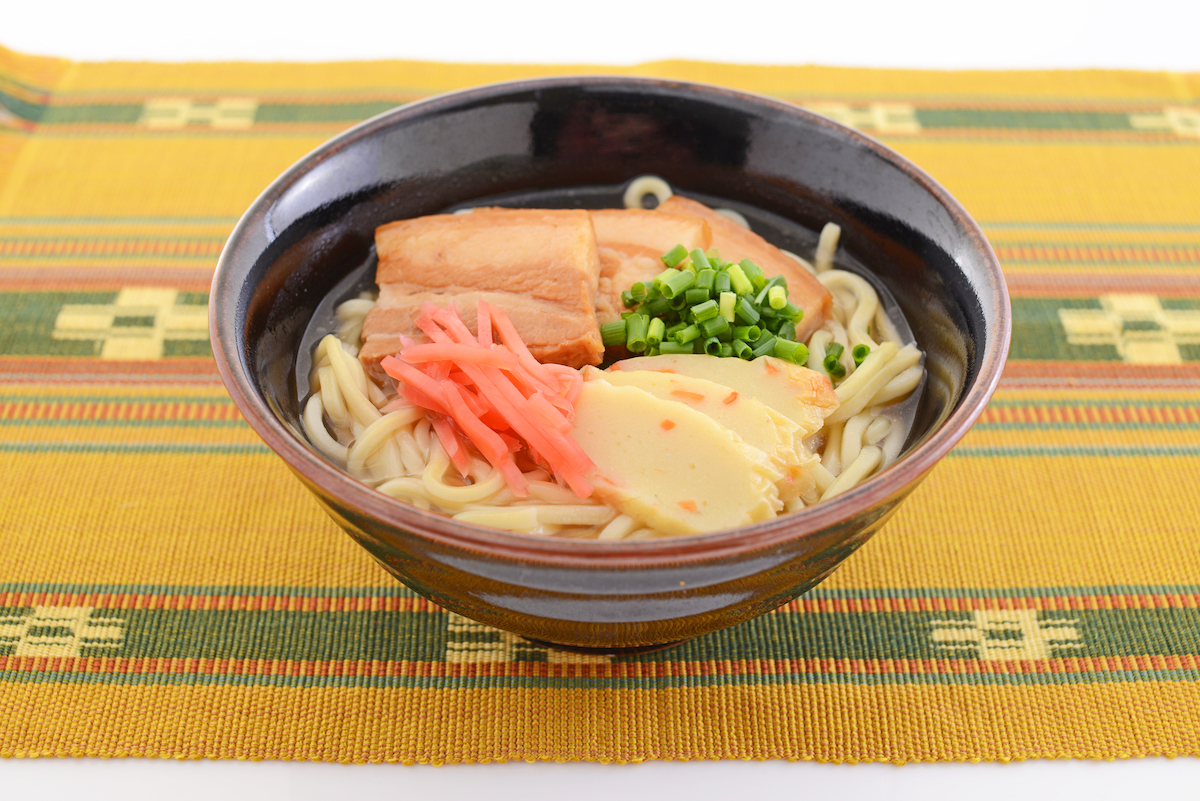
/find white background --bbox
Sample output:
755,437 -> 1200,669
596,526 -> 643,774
3,1 -> 1200,798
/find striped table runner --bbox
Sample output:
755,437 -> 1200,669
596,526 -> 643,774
1,44 -> 1198,763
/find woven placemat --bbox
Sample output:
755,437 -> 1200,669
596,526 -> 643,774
1,44 -> 1198,763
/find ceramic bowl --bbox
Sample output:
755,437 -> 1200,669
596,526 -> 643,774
210,77 -> 1010,652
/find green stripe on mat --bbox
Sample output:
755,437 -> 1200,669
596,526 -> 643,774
1,607 -> 1197,666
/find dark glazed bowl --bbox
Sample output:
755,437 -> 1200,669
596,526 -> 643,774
211,77 -> 1010,652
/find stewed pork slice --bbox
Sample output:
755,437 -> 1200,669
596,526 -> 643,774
588,209 -> 711,325
656,195 -> 832,342
359,208 -> 604,381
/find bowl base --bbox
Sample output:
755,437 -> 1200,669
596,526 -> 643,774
522,637 -> 690,656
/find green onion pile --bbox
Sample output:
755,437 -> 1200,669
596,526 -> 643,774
599,245 -> 810,365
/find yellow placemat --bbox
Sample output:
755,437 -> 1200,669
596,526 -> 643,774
1,43 -> 1198,763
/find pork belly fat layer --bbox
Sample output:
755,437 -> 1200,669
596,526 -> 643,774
657,196 -> 832,342
589,209 -> 711,325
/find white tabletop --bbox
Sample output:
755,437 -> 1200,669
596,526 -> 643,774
3,1 -> 1199,797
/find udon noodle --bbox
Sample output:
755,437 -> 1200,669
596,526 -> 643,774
301,181 -> 924,539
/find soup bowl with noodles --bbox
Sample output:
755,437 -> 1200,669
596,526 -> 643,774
210,77 -> 1010,652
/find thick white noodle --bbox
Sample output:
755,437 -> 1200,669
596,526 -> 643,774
817,270 -> 881,350
303,392 -> 348,462
598,514 -> 638,541
814,222 -> 841,272
821,446 -> 883,501
623,176 -> 673,209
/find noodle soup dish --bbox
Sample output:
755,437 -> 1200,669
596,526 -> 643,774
211,77 -> 1010,651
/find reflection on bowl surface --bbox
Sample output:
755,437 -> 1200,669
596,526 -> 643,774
211,77 -> 1009,652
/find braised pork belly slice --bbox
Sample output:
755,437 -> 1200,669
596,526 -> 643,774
360,209 -> 603,380
657,195 -> 832,342
588,209 -> 711,325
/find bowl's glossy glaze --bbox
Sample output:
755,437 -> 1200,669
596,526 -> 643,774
211,77 -> 1010,651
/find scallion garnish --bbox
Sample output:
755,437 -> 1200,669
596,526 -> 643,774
659,270 -> 697,299
609,242 -> 816,364
773,338 -> 809,365
647,317 -> 666,347
767,285 -> 788,310
626,314 -> 650,354
674,324 -> 702,345
824,342 -> 847,378
853,344 -> 871,365
690,299 -> 719,323
600,320 -> 627,347
719,291 -> 736,323
661,244 -> 689,268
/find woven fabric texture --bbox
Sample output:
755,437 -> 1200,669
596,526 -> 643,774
1,44 -> 1199,764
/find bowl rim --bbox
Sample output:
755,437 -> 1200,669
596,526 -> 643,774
211,75 -> 1011,568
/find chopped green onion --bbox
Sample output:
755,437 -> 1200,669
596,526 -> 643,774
853,344 -> 871,365
739,258 -> 764,281
734,296 -> 760,325
684,288 -> 711,305
751,333 -> 778,359
652,268 -> 678,288
674,324 -> 702,345
718,343 -> 735,358
758,303 -> 777,319
775,321 -> 795,341
726,264 -> 753,295
621,290 -> 637,308
600,320 -> 627,347
767,285 -> 788,310
626,314 -> 650,353
647,317 -> 666,347
732,339 -> 753,359
690,299 -> 719,323
702,337 -> 722,356
706,247 -> 722,263
642,296 -> 670,317
779,302 -> 803,322
689,248 -> 712,273
660,270 -> 697,299
714,272 -> 732,294
620,311 -> 636,320
665,321 -> 687,339
773,339 -> 809,365
754,275 -> 785,307
630,282 -> 650,303
719,291 -> 736,323
659,340 -> 693,355
661,244 -> 688,268
696,268 -> 716,291
823,342 -> 846,378
701,315 -> 729,337
646,346 -> 661,357
733,324 -> 761,341
668,294 -> 689,311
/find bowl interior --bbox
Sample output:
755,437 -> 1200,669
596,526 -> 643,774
215,78 -> 1006,546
